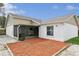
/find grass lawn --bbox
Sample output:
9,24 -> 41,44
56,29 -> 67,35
65,37 -> 79,45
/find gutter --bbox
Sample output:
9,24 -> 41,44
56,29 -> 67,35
74,15 -> 79,36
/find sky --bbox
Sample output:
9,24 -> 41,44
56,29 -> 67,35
2,3 -> 79,20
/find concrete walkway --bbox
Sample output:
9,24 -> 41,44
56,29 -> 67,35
58,45 -> 79,56
0,35 -> 17,44
0,35 -> 17,56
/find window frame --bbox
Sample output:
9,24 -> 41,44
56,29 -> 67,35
47,26 -> 54,36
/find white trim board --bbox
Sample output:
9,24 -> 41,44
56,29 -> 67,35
5,44 -> 14,56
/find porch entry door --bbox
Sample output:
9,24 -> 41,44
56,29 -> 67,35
19,26 -> 39,38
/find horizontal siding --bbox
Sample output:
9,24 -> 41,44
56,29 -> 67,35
6,26 -> 14,38
39,23 -> 78,42
39,23 -> 65,41
64,23 -> 78,41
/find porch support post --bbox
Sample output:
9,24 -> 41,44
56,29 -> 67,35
17,25 -> 20,40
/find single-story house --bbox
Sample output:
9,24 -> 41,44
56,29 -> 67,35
6,13 -> 79,41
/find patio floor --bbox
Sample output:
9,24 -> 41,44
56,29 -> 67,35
7,38 -> 68,56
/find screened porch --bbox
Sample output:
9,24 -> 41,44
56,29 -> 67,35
14,25 -> 39,41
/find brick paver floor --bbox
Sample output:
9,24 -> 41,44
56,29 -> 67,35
7,38 -> 67,56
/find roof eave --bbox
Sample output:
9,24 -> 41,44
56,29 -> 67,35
41,22 -> 64,25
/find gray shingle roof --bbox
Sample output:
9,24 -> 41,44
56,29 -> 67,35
6,13 -> 79,26
8,13 -> 42,24
41,14 -> 78,26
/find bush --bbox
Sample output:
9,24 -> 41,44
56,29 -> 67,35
65,36 -> 79,45
19,34 -> 25,41
0,28 -> 5,35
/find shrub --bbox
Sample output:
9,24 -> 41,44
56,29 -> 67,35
19,34 -> 25,41
0,28 -> 5,35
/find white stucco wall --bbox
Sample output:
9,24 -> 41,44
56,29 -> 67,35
64,23 -> 78,41
39,23 -> 78,42
39,23 -> 65,41
6,25 -> 14,38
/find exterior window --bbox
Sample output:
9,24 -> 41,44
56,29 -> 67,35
47,26 -> 53,36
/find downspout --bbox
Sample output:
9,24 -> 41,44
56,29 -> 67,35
17,25 -> 20,40
74,15 -> 79,36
